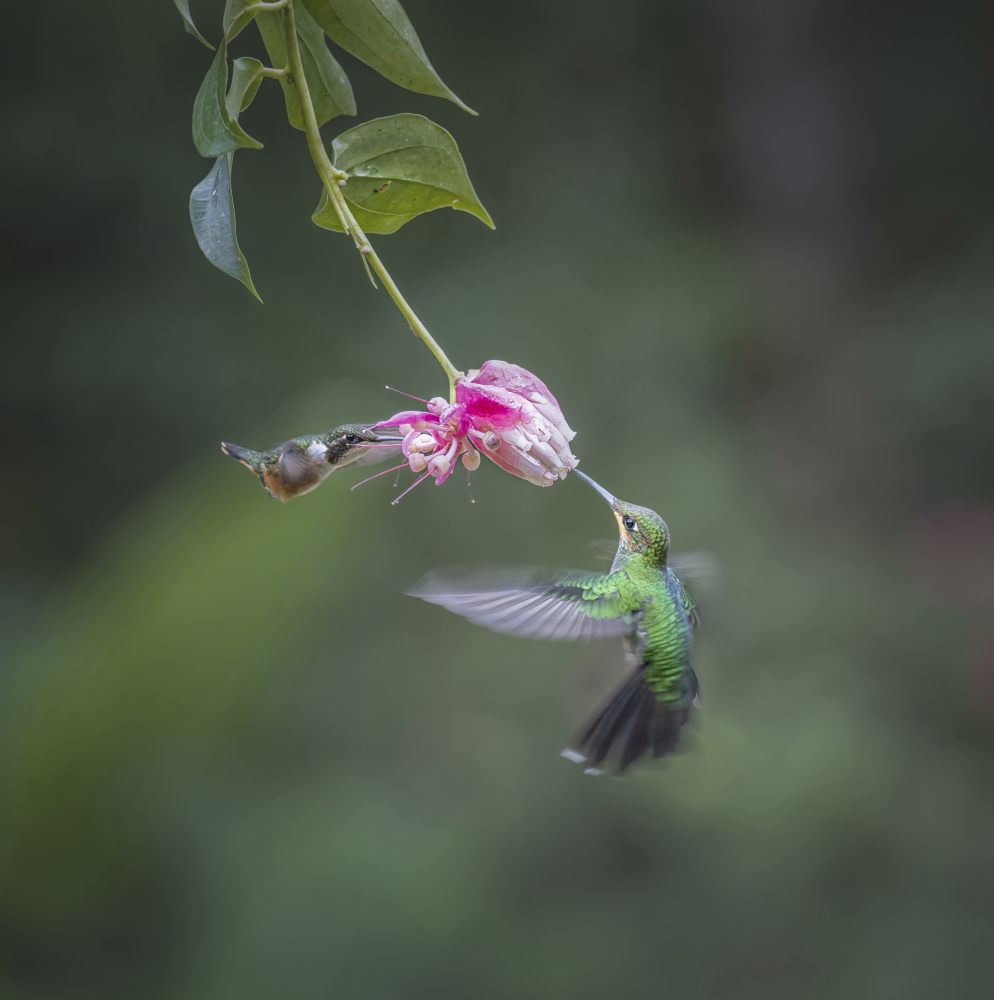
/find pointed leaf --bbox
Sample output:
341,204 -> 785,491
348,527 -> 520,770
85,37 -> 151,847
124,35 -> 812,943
190,154 -> 262,301
312,114 -> 493,235
300,0 -> 474,114
192,43 -> 264,157
256,7 -> 356,129
173,0 -> 215,50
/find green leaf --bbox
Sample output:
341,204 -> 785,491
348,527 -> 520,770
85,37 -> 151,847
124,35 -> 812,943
312,188 -> 414,236
300,0 -> 474,114
256,7 -> 356,129
173,0 -> 215,50
312,114 -> 493,235
192,43 -> 264,157
222,0 -> 261,41
228,57 -> 267,117
190,154 -> 262,301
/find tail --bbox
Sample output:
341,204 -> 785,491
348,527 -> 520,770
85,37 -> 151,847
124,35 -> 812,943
220,442 -> 259,468
562,668 -> 698,776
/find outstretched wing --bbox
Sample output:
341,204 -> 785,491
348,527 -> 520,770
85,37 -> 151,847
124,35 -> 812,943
409,568 -> 639,641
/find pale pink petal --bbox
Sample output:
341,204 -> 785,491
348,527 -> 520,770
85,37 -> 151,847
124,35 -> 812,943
376,409 -> 440,429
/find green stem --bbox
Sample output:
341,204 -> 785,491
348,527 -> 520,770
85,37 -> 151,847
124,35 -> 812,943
258,66 -> 289,79
243,1 -> 290,14
281,1 -> 463,400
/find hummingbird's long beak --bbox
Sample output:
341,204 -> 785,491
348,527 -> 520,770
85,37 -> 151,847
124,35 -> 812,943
359,423 -> 404,442
572,469 -> 618,507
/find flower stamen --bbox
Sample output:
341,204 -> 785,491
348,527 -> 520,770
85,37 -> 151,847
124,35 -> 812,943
351,462 -> 411,491
391,470 -> 432,505
385,386 -> 430,404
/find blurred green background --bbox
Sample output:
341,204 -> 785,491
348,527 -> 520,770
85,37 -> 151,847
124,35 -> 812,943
3,0 -> 994,997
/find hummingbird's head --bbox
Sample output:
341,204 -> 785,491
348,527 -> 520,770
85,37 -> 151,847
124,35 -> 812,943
612,499 -> 670,565
324,423 -> 394,465
275,425 -> 398,500
572,470 -> 670,566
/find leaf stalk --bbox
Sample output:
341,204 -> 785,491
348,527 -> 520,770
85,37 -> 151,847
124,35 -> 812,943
280,0 -> 463,400
243,1 -> 290,14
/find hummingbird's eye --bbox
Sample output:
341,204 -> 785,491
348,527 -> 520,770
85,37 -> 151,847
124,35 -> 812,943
344,432 -> 357,444
623,515 -> 637,532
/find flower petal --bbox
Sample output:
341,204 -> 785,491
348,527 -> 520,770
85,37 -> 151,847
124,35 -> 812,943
376,409 -> 440,429
455,381 -> 523,431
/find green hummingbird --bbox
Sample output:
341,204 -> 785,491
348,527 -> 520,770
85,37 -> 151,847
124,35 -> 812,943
221,423 -> 401,502
410,470 -> 701,774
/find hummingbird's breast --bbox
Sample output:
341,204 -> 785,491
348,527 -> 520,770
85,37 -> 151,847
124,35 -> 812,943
259,466 -> 287,498
636,569 -> 694,703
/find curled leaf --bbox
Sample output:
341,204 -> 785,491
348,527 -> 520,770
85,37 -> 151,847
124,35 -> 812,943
228,57 -> 267,117
222,0 -> 262,41
192,44 -> 264,157
173,0 -> 215,50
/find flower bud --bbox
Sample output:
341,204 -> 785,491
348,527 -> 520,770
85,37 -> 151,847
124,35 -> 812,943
427,454 -> 450,478
408,433 -> 437,454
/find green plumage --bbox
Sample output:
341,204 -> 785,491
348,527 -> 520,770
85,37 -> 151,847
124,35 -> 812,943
410,471 -> 701,775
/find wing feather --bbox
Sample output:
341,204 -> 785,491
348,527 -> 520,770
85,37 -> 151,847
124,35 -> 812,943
409,568 -> 638,641
279,443 -> 318,485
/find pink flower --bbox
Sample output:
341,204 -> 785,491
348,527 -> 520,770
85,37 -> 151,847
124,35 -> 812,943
373,360 -> 578,502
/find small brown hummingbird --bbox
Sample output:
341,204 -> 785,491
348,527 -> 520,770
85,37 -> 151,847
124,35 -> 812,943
221,423 -> 401,501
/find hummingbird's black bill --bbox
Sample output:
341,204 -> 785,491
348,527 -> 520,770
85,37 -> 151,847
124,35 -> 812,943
359,423 -> 403,442
572,469 -> 618,506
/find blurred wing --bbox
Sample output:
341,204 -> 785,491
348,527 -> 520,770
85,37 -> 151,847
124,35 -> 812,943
278,443 -> 316,485
668,550 -> 721,586
344,444 -> 403,469
588,539 -> 619,565
675,574 -> 700,630
668,551 -> 721,627
409,568 -> 637,641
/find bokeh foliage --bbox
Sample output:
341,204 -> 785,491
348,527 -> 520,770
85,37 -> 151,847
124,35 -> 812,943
2,0 -> 994,998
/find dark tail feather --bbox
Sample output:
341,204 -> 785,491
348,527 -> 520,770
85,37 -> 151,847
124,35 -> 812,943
566,668 -> 695,775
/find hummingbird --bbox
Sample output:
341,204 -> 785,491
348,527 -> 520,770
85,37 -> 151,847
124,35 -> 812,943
409,469 -> 701,775
221,423 -> 401,501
